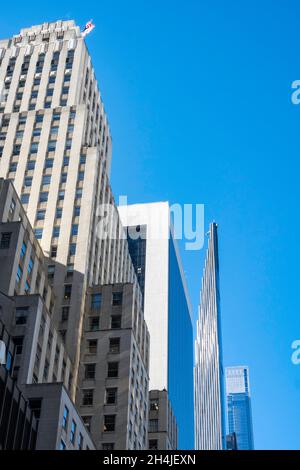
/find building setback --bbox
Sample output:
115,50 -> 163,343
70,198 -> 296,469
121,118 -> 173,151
194,222 -> 226,450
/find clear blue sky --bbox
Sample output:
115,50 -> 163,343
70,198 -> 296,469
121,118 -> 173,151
2,0 -> 300,450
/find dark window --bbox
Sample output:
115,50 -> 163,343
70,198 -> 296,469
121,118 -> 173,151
13,336 -> 24,355
109,337 -> 120,354
111,315 -> 121,329
89,317 -> 99,331
51,245 -> 57,258
112,292 -> 123,306
107,362 -> 119,378
91,293 -> 101,309
150,399 -> 159,411
64,284 -> 72,300
149,439 -> 158,450
84,363 -> 96,380
70,420 -> 76,444
105,388 -> 117,405
82,416 -> 92,432
0,232 -> 12,249
15,307 -> 29,325
82,389 -> 94,406
103,415 -> 116,432
87,339 -> 97,354
149,419 -> 159,433
61,306 -> 69,322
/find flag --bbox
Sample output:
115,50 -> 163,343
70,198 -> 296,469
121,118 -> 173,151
82,20 -> 95,38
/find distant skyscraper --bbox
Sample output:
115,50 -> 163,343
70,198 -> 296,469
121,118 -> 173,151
226,366 -> 254,450
118,202 -> 194,449
194,222 -> 226,450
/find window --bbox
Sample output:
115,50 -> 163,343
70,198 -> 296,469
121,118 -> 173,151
103,415 -> 116,433
24,176 -> 32,187
69,243 -> 76,256
80,155 -> 86,164
48,264 -> 55,278
91,293 -> 101,309
102,443 -> 114,450
78,171 -> 84,181
149,419 -> 159,433
63,156 -> 69,166
75,188 -> 82,199
44,158 -> 54,168
27,160 -> 36,170
13,336 -> 24,355
82,389 -> 94,406
51,245 -> 57,258
61,306 -> 69,322
89,317 -> 99,332
52,226 -> 60,238
39,192 -> 48,203
105,388 -> 117,405
9,162 -> 17,173
150,399 -> 159,411
58,190 -> 65,201
111,315 -> 121,329
20,241 -> 27,259
61,173 -> 67,183
30,142 -> 38,154
84,363 -> 96,380
15,307 -> 28,325
47,141 -> 56,152
36,209 -> 45,220
16,265 -> 23,284
109,337 -> 120,354
74,206 -> 80,217
24,280 -> 30,294
82,416 -> 92,432
78,433 -> 83,450
66,264 -> 74,275
112,292 -> 123,306
60,440 -> 66,450
107,362 -> 119,378
21,194 -> 30,204
149,439 -> 158,450
70,420 -> 76,444
0,232 -> 12,249
64,284 -> 72,300
34,228 -> 43,239
87,339 -> 97,354
55,207 -> 62,219
71,224 -> 78,236
42,174 -> 51,185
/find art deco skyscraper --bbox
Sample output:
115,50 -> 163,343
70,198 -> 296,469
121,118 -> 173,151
0,21 -> 138,395
194,222 -> 226,450
226,366 -> 254,450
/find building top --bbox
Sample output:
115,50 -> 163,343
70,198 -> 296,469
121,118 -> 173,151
118,201 -> 193,319
226,366 -> 251,395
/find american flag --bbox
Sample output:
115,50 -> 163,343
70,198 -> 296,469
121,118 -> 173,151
82,20 -> 95,38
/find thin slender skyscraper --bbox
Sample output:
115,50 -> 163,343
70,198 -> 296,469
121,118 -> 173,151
226,366 -> 254,450
194,222 -> 226,450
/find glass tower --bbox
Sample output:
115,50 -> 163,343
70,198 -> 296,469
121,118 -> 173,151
226,366 -> 254,450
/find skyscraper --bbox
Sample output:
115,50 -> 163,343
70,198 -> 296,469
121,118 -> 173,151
118,202 -> 194,449
194,222 -> 226,450
0,21 -> 139,397
226,366 -> 254,450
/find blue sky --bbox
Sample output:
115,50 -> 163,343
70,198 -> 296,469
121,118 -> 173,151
1,0 -> 300,450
